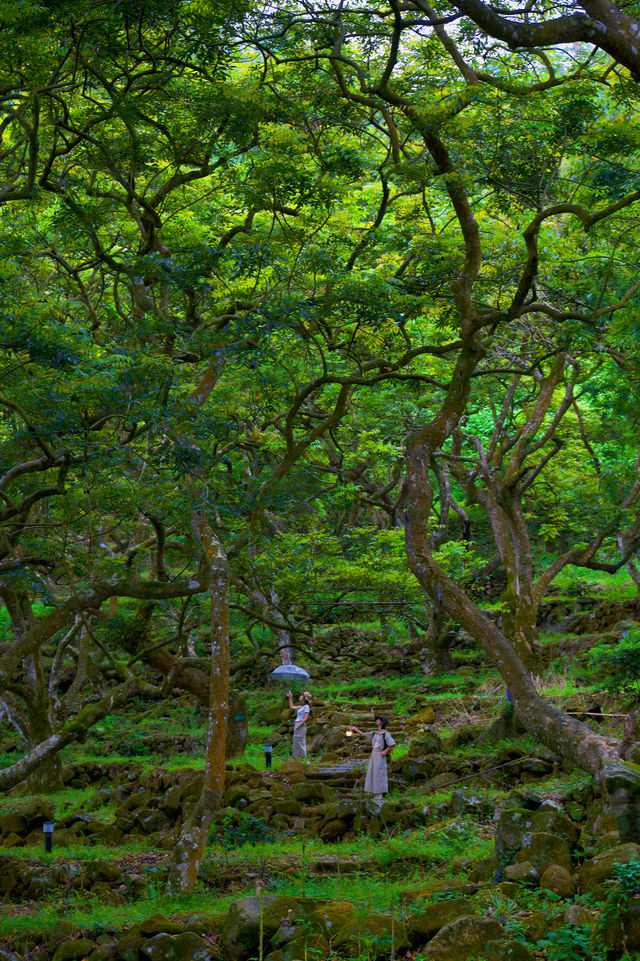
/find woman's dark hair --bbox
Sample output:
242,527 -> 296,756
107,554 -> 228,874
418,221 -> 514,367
374,714 -> 388,729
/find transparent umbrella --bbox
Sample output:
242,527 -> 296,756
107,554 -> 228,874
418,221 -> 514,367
270,664 -> 311,684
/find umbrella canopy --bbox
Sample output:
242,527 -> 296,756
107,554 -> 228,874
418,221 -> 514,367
270,664 -> 311,683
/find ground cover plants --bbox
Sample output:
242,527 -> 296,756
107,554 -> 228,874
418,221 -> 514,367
2,594 -> 640,959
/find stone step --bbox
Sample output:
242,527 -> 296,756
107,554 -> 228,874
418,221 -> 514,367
312,760 -> 366,775
332,702 -> 398,712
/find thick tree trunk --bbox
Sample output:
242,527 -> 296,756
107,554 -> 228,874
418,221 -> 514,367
166,519 -> 230,895
26,728 -> 63,793
23,652 -> 64,792
402,351 -> 640,827
407,521 -> 617,772
405,478 -> 640,838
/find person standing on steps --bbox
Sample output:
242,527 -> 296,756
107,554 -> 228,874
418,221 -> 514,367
347,714 -> 395,798
288,690 -> 311,759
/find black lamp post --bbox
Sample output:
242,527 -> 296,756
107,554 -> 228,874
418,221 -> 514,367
264,744 -> 273,769
43,820 -> 54,853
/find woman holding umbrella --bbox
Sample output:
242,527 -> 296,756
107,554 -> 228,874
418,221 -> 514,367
347,715 -> 395,797
287,690 -> 312,759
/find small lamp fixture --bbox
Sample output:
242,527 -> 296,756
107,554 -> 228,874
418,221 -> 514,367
345,729 -> 353,739
43,820 -> 54,853
264,744 -> 273,770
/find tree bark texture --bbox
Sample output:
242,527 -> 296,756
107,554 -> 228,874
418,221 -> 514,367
167,517 -> 230,895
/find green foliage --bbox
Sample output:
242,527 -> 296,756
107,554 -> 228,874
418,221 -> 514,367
538,924 -> 598,961
214,811 -> 280,853
596,858 -> 640,953
587,629 -> 640,701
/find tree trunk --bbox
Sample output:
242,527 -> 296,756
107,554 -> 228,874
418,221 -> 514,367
403,413 -> 640,835
405,475 -> 640,837
620,706 -> 640,760
248,588 -> 293,665
420,605 -> 455,674
166,518 -> 230,895
269,592 -> 293,666
405,494 -> 615,770
24,652 -> 64,792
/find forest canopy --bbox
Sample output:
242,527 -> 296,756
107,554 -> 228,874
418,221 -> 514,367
2,0 -> 640,891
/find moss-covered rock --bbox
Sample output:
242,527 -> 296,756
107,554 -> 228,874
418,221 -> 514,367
504,862 -> 538,885
528,808 -> 578,845
603,760 -> 640,843
272,800 -> 299,816
539,865 -> 575,898
90,881 -> 126,906
309,900 -> 356,935
88,947 -> 112,961
413,707 -> 436,726
482,940 -> 535,961
0,832 -> 23,848
85,860 -> 121,884
52,940 -> 96,961
331,913 -> 410,958
408,898 -> 477,946
116,931 -> 146,961
494,808 -> 535,856
423,917 -> 504,960
468,855 -> 499,883
0,812 -> 27,837
139,918 -> 185,937
141,932 -> 215,961
519,911 -> 551,943
221,895 -> 297,961
319,818 -> 349,841
394,757 -> 435,782
290,782 -> 330,805
264,934 -> 327,961
20,798 -> 55,829
578,842 -> 640,898
278,762 -> 307,776
410,880 -> 479,899
516,832 -> 571,873
495,805 -> 577,859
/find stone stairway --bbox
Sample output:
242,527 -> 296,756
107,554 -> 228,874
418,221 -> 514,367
325,699 -> 407,738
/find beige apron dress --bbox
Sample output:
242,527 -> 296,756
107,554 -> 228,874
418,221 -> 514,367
363,730 -> 395,794
292,704 -> 310,758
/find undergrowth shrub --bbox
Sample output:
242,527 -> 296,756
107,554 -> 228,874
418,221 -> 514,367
538,923 -> 597,961
596,857 -> 640,957
587,627 -> 640,700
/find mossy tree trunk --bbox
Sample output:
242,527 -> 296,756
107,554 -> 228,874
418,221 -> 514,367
166,515 -> 230,895
402,346 -> 622,775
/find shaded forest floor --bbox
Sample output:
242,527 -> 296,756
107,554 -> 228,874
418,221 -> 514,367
1,573 -> 640,960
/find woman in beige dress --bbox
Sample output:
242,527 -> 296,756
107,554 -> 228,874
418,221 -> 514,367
348,714 -> 395,795
288,690 -> 311,759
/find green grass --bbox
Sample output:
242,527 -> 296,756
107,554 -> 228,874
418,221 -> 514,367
0,590 -> 630,955
0,888 -> 235,939
553,566 -> 637,599
0,837 -> 158,859
268,871 -> 420,911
